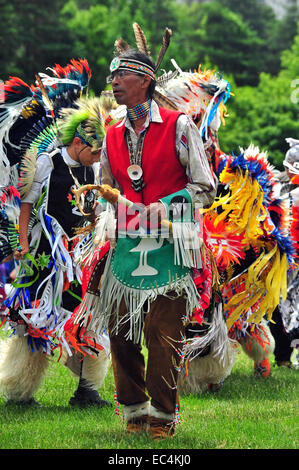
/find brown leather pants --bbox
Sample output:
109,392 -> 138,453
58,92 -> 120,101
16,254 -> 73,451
109,293 -> 186,416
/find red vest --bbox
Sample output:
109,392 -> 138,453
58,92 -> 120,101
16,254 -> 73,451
106,107 -> 187,205
106,107 -> 188,229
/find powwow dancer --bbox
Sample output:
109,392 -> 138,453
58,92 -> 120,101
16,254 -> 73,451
212,146 -> 286,378
72,23 -> 216,438
269,138 -> 299,368
0,61 -> 111,407
89,60 -> 237,394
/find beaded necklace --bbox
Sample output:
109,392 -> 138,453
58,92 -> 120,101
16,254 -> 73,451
127,99 -> 151,121
125,100 -> 152,192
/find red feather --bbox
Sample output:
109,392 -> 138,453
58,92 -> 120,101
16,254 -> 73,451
203,213 -> 245,271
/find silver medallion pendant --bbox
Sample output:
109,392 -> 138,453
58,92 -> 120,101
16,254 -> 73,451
127,164 -> 145,192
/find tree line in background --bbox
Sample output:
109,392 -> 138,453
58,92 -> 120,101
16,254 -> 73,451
1,0 -> 299,167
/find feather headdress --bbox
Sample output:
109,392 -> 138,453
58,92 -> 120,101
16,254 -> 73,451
114,22 -> 173,72
156,62 -> 231,135
112,23 -> 175,110
132,23 -> 152,57
130,22 -> 173,73
114,38 -> 130,55
57,96 -> 106,152
155,28 -> 172,72
0,58 -> 92,175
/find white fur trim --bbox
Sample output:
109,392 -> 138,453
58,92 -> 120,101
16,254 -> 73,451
0,336 -> 48,401
63,349 -> 110,390
81,352 -> 110,390
184,302 -> 230,366
149,404 -> 174,422
123,401 -> 150,421
178,339 -> 235,395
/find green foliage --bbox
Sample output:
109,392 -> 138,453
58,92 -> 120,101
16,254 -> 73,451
219,22 -> 299,168
281,21 -> 299,78
221,0 -> 277,38
175,2 -> 264,86
220,0 -> 294,76
60,0 -> 179,92
0,2 -> 21,77
0,0 -> 74,83
61,0 -> 114,92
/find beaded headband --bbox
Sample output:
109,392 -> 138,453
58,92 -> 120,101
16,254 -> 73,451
109,57 -> 156,81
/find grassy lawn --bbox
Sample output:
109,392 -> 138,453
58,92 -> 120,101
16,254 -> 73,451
0,328 -> 298,451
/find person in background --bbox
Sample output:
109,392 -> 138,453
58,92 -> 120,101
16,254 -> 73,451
269,138 -> 299,368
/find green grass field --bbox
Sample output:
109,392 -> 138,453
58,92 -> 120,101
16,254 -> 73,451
0,328 -> 298,451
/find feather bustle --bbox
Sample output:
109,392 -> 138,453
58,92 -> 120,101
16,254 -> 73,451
153,90 -> 178,111
35,74 -> 53,112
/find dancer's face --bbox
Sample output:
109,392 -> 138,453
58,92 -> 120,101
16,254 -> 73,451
111,70 -> 151,107
70,137 -> 101,166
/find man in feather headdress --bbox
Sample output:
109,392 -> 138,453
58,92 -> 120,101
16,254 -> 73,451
0,97 -> 112,408
76,27 -> 216,438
